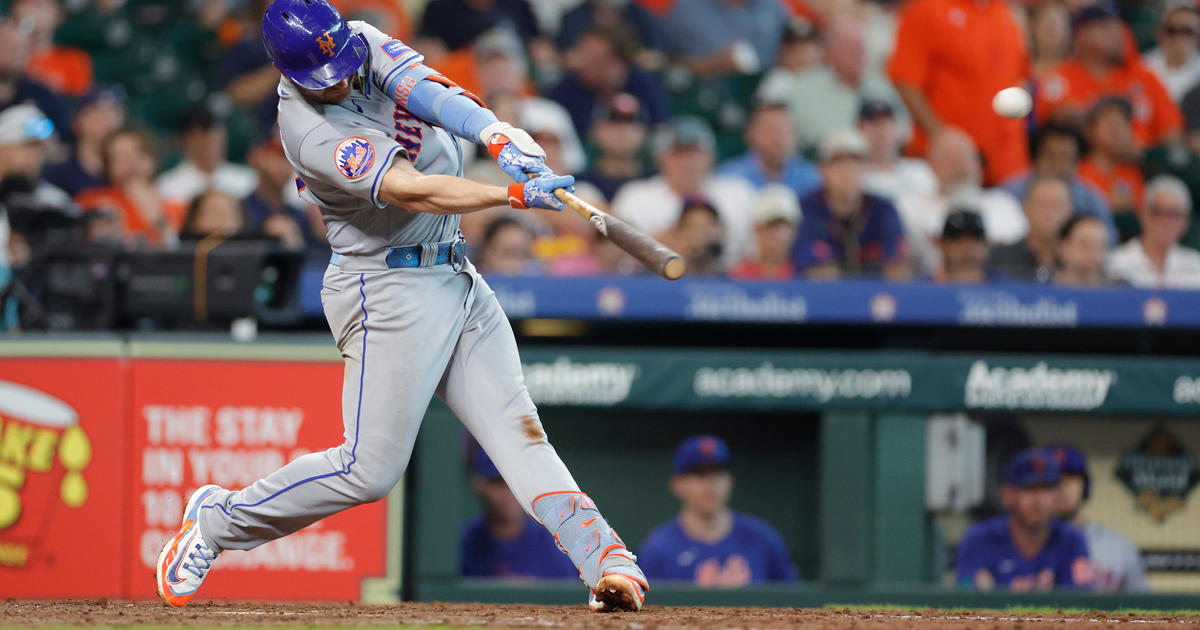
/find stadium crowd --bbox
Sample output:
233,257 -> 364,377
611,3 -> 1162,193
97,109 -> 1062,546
5,0 -> 1200,329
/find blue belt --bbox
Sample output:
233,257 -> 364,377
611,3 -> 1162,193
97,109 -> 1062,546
330,240 -> 465,269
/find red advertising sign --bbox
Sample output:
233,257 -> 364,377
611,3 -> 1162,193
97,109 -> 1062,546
128,359 -> 388,601
0,358 -> 128,598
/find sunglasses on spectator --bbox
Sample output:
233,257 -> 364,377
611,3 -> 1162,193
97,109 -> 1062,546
1164,24 -> 1198,37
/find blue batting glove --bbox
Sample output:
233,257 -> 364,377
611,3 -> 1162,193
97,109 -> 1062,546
489,134 -> 553,183
508,175 -> 575,211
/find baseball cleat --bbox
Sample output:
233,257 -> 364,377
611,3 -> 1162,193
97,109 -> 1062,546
589,572 -> 647,612
156,484 -> 222,607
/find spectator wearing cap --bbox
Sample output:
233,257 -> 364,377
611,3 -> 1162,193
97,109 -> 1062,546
896,129 -> 1025,274
730,185 -> 800,280
550,27 -> 670,141
1145,0 -> 1200,103
76,127 -> 184,248
1107,175 -> 1200,288
792,129 -> 910,281
1048,444 -> 1149,592
460,447 -> 577,578
1001,123 -> 1115,241
991,176 -> 1073,282
639,436 -> 798,586
661,0 -> 788,78
1077,97 -> 1144,232
242,132 -> 322,251
1053,214 -> 1110,286
754,18 -> 822,105
43,86 -> 125,196
887,0 -> 1028,184
0,104 -> 72,213
10,0 -> 93,98
858,98 -> 937,206
612,117 -> 756,264
934,210 -> 996,284
768,13 -> 906,152
658,196 -> 726,275
579,93 -> 651,201
715,103 -> 821,200
557,0 -> 668,57
0,103 -> 72,323
0,17 -> 71,145
1036,2 -> 1182,150
956,449 -> 1092,592
157,107 -> 258,207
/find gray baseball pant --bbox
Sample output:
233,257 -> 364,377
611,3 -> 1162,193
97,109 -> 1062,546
197,259 -> 580,550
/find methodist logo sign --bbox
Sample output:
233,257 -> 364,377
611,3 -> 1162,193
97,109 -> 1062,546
1116,427 -> 1200,522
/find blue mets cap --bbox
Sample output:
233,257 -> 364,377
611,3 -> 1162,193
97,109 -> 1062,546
1046,443 -> 1088,476
1004,448 -> 1060,487
673,435 -> 731,474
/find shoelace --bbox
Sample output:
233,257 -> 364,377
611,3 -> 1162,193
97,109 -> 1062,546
183,543 -> 217,579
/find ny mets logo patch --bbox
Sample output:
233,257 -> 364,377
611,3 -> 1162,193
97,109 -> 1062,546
335,137 -> 375,180
316,32 -> 337,56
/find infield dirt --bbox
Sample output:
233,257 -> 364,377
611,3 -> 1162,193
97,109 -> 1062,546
3,600 -> 1199,629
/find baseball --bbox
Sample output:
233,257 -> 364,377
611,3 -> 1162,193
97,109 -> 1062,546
992,87 -> 1032,119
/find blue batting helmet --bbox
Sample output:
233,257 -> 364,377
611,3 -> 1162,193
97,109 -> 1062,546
262,0 -> 367,91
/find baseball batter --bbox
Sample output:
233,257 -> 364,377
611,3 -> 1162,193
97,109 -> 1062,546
155,0 -> 648,612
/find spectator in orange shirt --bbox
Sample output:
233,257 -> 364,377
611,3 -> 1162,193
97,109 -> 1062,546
1077,97 -> 1144,239
1036,2 -> 1182,150
9,0 -> 93,98
887,0 -> 1029,184
75,127 -> 183,249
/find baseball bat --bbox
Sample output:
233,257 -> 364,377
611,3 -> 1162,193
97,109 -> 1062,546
554,189 -> 686,281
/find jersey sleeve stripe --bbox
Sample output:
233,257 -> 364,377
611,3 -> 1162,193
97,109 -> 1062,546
370,145 -> 405,209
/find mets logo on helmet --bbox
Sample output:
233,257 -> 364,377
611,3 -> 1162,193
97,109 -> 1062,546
335,137 -> 375,180
316,31 -> 337,56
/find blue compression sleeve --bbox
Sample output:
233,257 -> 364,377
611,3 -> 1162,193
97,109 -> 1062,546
382,63 -> 498,143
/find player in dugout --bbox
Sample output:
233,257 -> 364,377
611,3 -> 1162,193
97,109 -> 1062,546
460,447 -> 577,579
1048,443 -> 1149,591
956,448 -> 1093,591
638,435 -> 798,587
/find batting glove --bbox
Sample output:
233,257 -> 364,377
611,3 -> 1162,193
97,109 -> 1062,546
483,123 -> 551,183
509,175 -> 574,211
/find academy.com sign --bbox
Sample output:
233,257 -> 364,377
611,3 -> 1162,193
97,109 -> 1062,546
964,361 -> 1116,410
693,363 -> 912,402
523,357 -> 639,406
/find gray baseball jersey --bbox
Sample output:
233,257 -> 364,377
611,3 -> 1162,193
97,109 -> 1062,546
1084,522 -> 1149,592
278,21 -> 464,255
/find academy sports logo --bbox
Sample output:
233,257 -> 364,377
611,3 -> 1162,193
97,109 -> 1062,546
964,360 -> 1115,410
335,137 -> 375,180
316,32 -> 336,57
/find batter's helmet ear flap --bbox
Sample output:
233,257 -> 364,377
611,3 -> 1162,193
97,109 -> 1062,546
262,0 -> 368,91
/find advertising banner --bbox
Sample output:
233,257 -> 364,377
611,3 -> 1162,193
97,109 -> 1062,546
0,358 -> 128,597
128,358 -> 387,600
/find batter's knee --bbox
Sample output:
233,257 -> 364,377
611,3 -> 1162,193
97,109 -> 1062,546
336,445 -> 405,503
